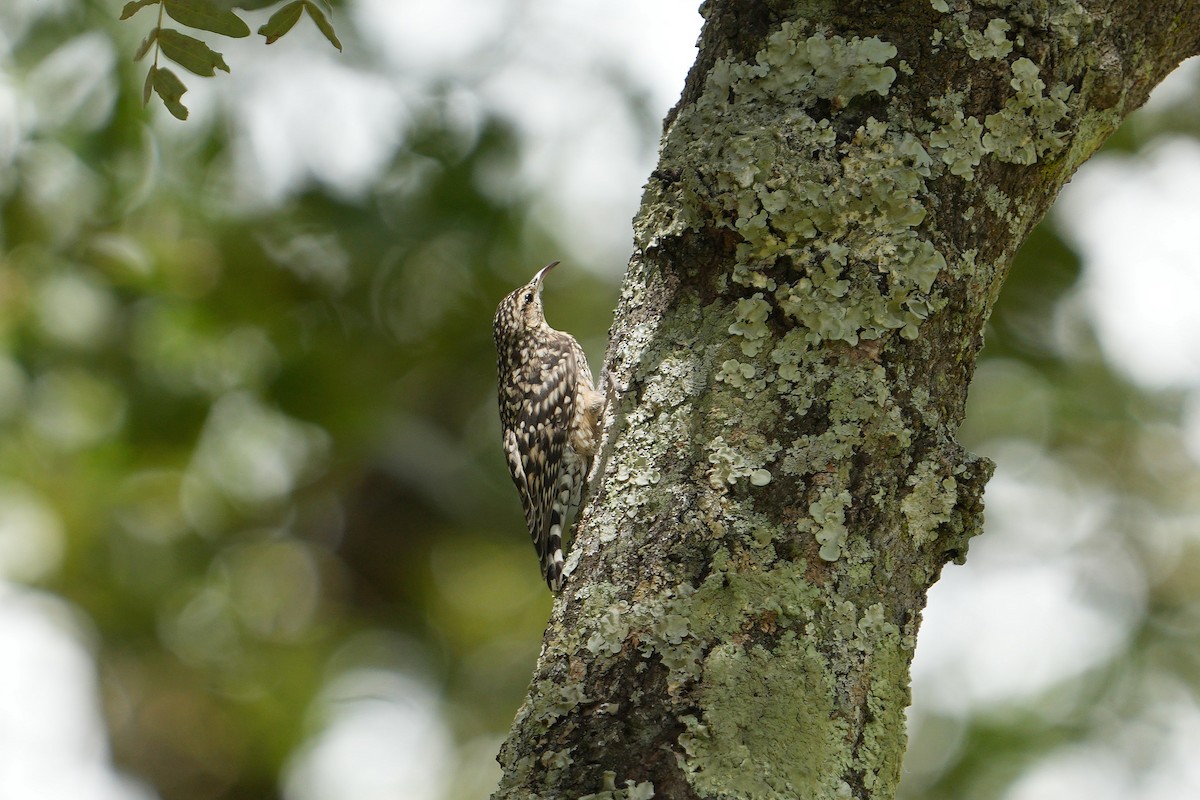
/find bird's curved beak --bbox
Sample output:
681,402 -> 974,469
533,260 -> 560,290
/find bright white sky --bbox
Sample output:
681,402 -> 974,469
1057,131 -> 1200,390
2,2 -> 1199,799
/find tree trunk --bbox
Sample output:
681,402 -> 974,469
494,2 -> 1200,798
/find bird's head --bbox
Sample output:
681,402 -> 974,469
494,261 -> 559,344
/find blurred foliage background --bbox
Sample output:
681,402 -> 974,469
1,2 -> 1198,799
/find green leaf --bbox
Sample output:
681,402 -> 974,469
258,1 -> 304,44
158,28 -> 230,76
120,0 -> 159,20
134,28 -> 159,61
163,0 -> 250,38
152,65 -> 190,120
228,0 -> 280,9
302,0 -> 341,51
142,66 -> 154,106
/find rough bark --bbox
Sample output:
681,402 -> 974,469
494,2 -> 1200,798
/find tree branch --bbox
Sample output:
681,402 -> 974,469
494,1 -> 1200,798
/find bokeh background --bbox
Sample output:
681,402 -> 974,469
1,2 -> 1198,799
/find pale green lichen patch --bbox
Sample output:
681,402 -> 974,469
780,360 -> 909,472
643,21 -> 949,348
714,357 -> 766,394
769,328 -> 815,391
609,411 -> 689,517
641,351 -> 708,406
679,635 -> 849,799
983,58 -> 1074,165
922,7 -> 1087,184
768,356 -> 915,560
901,459 -> 960,546
567,534 -> 916,797
806,487 -> 852,561
928,56 -> 1074,181
851,610 -> 911,791
984,185 -> 1011,218
502,754 -> 537,793
1049,0 -> 1092,47
696,583 -> 912,796
766,119 -> 943,344
525,681 -> 589,733
963,18 -> 1014,60
857,602 -> 896,641
729,293 -> 773,356
576,553 -> 827,710
579,772 -> 656,800
587,603 -> 632,656
614,452 -> 661,487
689,549 -> 821,635
749,23 -> 898,108
928,109 -> 986,179
707,434 -> 780,488
600,305 -> 710,511
579,582 -> 708,691
540,748 -> 575,787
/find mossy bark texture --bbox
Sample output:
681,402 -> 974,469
494,2 -> 1200,798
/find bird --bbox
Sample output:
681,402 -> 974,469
493,261 -> 603,591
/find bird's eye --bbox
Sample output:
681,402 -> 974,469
524,292 -> 534,303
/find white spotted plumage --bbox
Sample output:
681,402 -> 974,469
494,262 -> 602,592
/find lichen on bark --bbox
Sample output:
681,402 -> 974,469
493,1 -> 1200,798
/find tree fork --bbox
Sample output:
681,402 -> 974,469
494,1 -> 1200,798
